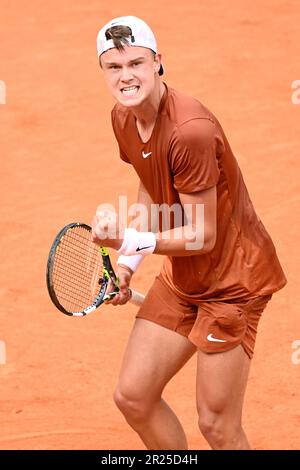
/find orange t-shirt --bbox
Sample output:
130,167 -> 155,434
111,84 -> 287,301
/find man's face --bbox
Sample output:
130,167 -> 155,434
100,46 -> 161,108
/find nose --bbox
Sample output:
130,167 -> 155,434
120,66 -> 134,82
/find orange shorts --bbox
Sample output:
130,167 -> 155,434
136,276 -> 272,359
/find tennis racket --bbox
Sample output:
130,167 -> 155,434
46,222 -> 145,316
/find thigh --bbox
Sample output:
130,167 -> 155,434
196,345 -> 250,419
117,318 -> 196,401
137,275 -> 198,337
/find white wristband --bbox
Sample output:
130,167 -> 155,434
117,228 -> 156,256
117,254 -> 144,273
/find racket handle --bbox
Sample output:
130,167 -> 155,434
129,289 -> 145,307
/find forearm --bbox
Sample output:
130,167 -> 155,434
154,224 -> 216,256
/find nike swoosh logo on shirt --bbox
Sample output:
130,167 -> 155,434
142,151 -> 152,159
136,245 -> 154,252
207,333 -> 227,343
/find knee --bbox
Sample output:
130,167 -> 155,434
198,412 -> 224,448
198,410 -> 237,449
113,385 -> 153,427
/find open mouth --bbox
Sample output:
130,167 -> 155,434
121,85 -> 140,96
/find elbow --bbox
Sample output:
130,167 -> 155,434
202,226 -> 217,253
202,233 -> 217,254
185,226 -> 216,254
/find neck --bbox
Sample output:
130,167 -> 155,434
133,81 -> 165,129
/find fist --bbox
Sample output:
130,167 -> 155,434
94,208 -> 117,238
91,207 -> 124,250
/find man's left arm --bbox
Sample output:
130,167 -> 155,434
92,185 -> 217,257
154,186 -> 217,256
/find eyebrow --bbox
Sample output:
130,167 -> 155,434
103,57 -> 146,66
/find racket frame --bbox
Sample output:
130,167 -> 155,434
46,222 -> 119,316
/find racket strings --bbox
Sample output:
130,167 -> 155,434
52,226 -> 105,312
53,262 -> 103,309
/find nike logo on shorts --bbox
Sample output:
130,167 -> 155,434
207,333 -> 227,343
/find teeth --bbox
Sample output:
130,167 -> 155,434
122,86 -> 139,96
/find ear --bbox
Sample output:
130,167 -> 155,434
154,53 -> 162,74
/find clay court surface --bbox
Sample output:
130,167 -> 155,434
0,0 -> 299,450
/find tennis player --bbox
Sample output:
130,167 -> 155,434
92,16 -> 287,450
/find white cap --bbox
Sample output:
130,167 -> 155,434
96,16 -> 164,75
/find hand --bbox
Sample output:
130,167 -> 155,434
91,207 -> 124,250
104,266 -> 133,306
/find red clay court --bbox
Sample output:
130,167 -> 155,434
0,0 -> 299,449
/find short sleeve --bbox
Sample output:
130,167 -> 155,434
169,118 -> 223,193
111,108 -> 131,164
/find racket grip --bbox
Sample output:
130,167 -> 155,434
129,289 -> 145,307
